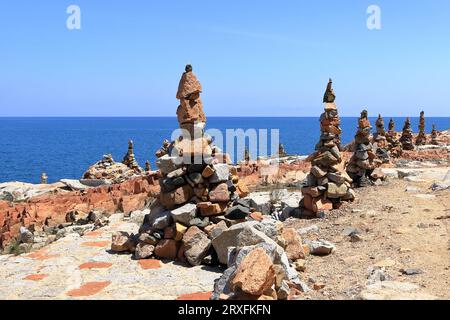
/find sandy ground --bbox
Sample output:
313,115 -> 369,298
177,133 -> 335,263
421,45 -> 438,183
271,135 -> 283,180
285,173 -> 450,300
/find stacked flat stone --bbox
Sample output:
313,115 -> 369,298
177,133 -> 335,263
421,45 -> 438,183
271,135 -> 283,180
40,172 -> 48,184
415,111 -> 427,146
386,118 -> 403,157
300,79 -> 355,216
431,124 -> 439,145
400,117 -> 415,150
122,140 -> 143,172
130,67 -> 251,265
372,114 -> 390,163
346,110 -> 383,187
176,64 -> 206,137
279,143 -> 287,157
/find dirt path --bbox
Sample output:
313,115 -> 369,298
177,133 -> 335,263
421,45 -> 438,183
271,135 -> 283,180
285,171 -> 450,299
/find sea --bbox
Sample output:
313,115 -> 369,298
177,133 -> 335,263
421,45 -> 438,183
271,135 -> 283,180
0,117 -> 449,184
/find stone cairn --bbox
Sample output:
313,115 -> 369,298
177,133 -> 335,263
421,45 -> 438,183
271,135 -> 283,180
122,140 -> 143,172
386,118 -> 403,157
400,117 -> 415,150
346,110 -> 383,187
120,65 -> 251,265
145,160 -> 151,172
372,114 -> 390,163
279,143 -> 287,157
415,111 -> 427,146
300,79 -> 355,216
40,172 -> 48,184
431,124 -> 439,145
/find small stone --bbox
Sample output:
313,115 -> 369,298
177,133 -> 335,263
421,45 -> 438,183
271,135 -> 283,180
182,226 -> 211,266
208,183 -> 230,203
293,259 -> 306,272
201,165 -> 215,178
309,239 -> 336,256
170,203 -> 197,226
224,205 -> 251,220
155,239 -> 180,260
401,268 -> 424,276
208,164 -> 230,183
134,243 -> 155,260
313,283 -> 325,290
111,231 -> 135,252
281,228 -> 305,261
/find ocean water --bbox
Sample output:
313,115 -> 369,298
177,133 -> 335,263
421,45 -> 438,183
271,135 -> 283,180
0,117 -> 448,184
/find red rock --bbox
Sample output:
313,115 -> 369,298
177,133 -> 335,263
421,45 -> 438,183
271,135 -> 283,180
313,283 -> 326,290
249,212 -> 263,221
78,262 -> 112,270
281,228 -> 306,261
198,202 -> 226,216
23,274 -> 48,281
208,183 -> 230,203
155,239 -> 180,259
231,248 -> 275,296
66,281 -> 111,297
201,166 -> 215,178
83,241 -> 110,248
138,259 -> 161,270
176,291 -> 212,300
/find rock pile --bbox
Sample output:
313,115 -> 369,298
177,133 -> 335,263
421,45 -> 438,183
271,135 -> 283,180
122,140 -> 143,172
83,153 -> 143,184
415,111 -> 427,146
386,118 -> 403,158
346,110 -> 383,187
300,79 -> 355,216
40,173 -> 48,184
430,125 -> 439,145
372,114 -> 390,163
400,118 -> 415,150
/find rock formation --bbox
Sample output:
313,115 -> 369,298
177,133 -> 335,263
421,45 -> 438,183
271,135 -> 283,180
279,143 -> 287,157
386,118 -> 403,157
83,154 -> 142,184
346,110 -> 383,187
300,79 -> 355,216
400,118 -> 415,150
321,79 -> 342,149
372,114 -> 390,163
430,124 -> 439,145
40,173 -> 48,184
145,160 -> 151,172
415,111 -> 427,146
122,140 -> 142,172
176,64 -> 206,137
119,66 -> 251,268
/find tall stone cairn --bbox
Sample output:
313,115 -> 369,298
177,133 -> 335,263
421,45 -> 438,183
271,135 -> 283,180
430,124 -> 439,145
400,117 -> 415,150
322,79 -> 343,150
132,66 -> 250,265
415,111 -> 427,145
372,114 -> 390,163
176,64 -> 206,137
300,79 -> 355,217
40,172 -> 48,184
386,118 -> 403,158
346,110 -> 383,187
122,140 -> 142,172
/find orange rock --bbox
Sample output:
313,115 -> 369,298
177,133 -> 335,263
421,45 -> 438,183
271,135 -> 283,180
23,274 -> 48,281
66,281 -> 111,297
82,241 -> 110,248
176,291 -> 212,300
155,239 -> 180,259
231,248 -> 275,296
281,228 -> 306,261
138,259 -> 161,270
236,180 -> 250,198
249,212 -> 263,221
78,262 -> 112,270
198,202 -> 226,216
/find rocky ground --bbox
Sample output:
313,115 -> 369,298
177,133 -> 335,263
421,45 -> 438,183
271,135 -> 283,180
0,164 -> 448,300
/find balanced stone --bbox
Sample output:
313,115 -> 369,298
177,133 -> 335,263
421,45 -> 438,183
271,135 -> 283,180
400,117 -> 415,150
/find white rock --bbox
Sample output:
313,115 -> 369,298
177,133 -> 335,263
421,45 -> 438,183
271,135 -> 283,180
208,164 -> 230,183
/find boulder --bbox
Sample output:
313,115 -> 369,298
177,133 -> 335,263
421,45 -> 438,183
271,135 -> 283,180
230,248 -> 276,296
182,226 -> 211,266
170,203 -> 197,226
208,164 -> 230,183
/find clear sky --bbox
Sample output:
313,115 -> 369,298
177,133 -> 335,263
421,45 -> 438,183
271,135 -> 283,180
0,0 -> 449,117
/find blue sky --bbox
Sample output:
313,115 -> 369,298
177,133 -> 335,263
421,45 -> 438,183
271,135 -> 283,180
0,0 -> 449,117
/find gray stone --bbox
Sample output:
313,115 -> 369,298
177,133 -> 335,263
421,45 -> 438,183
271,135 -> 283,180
79,179 -> 111,187
308,239 -> 336,256
170,203 -> 197,226
297,225 -> 320,235
183,227 -> 211,266
166,167 -> 186,179
208,164 -> 230,183
327,182 -> 348,198
247,192 -> 272,215
60,179 -> 90,191
156,155 -> 182,174
224,205 -> 250,220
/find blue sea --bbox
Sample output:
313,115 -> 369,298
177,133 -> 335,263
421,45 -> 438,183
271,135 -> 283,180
0,117 -> 449,184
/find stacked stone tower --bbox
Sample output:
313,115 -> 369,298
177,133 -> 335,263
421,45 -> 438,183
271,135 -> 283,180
431,124 -> 439,145
122,140 -> 142,172
400,117 -> 415,150
300,79 -> 355,216
130,65 -> 250,264
386,118 -> 403,157
373,114 -> 390,163
346,110 -> 383,187
415,111 -> 427,145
